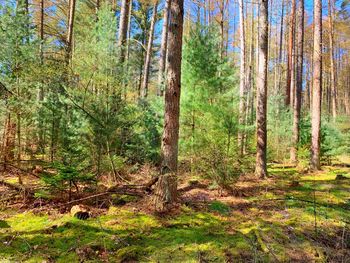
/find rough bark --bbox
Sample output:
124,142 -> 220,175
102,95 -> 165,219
311,0 -> 322,171
141,2 -> 158,98
238,0 -> 246,156
118,0 -> 131,63
345,73 -> 350,115
277,0 -> 285,92
328,0 -> 337,120
286,0 -> 296,106
157,0 -> 171,96
2,114 -> 16,171
154,0 -> 184,213
290,0 -> 304,164
66,0 -> 76,65
255,0 -> 268,179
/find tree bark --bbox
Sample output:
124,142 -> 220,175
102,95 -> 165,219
286,0 -> 296,106
290,0 -> 304,164
118,0 -> 131,63
277,0 -> 285,92
154,0 -> 184,213
157,0 -> 171,96
141,2 -> 158,98
66,0 -> 76,65
311,0 -> 322,171
238,0 -> 246,156
255,0 -> 268,179
328,0 -> 337,120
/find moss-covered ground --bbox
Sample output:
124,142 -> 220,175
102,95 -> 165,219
1,165 -> 349,262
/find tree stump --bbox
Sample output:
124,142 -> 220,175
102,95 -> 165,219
70,205 -> 90,220
153,173 -> 177,213
335,174 -> 347,180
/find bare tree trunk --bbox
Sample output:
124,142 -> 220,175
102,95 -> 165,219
328,0 -> 337,120
286,0 -> 296,106
290,0 -> 304,164
141,2 -> 158,98
238,0 -> 246,156
153,0 -> 184,213
243,2 -> 255,154
2,114 -> 16,171
255,0 -> 268,179
345,73 -> 350,115
118,0 -> 131,63
66,0 -> 76,65
277,0 -> 284,92
158,0 -> 171,96
311,0 -> 322,171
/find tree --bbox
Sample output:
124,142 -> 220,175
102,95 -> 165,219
238,0 -> 246,156
255,0 -> 268,179
290,0 -> 304,164
157,0 -> 171,96
154,0 -> 184,213
286,0 -> 296,106
328,0 -> 337,120
311,0 -> 322,170
141,1 -> 158,98
66,0 -> 76,65
118,0 -> 131,63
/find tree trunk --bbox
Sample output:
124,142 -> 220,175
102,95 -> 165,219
286,0 -> 296,106
277,0 -> 284,92
141,2 -> 158,98
238,0 -> 246,156
255,0 -> 268,179
2,114 -> 16,171
290,0 -> 304,164
154,0 -> 184,213
118,0 -> 131,63
345,73 -> 350,116
328,0 -> 337,120
311,0 -> 322,171
157,0 -> 171,96
66,0 -> 76,65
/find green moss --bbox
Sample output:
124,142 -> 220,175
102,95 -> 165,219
209,201 -> 231,215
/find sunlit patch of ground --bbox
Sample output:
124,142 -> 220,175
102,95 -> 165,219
1,165 -> 349,262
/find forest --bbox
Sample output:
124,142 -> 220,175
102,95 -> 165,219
0,0 -> 350,262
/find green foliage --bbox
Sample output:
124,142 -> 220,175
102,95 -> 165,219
41,163 -> 95,193
180,25 -> 240,182
267,95 -> 293,162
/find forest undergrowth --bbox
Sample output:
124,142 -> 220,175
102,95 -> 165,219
1,160 -> 350,262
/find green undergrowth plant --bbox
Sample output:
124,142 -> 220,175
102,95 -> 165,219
40,163 -> 95,200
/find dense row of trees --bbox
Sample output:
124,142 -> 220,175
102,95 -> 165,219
1,0 -> 350,211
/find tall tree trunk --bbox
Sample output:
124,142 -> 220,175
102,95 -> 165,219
255,0 -> 268,179
154,0 -> 184,213
141,2 -> 158,98
66,0 -> 76,65
118,0 -> 131,63
311,0 -> 322,170
38,0 -> 45,153
158,0 -> 171,96
277,0 -> 285,92
345,73 -> 350,115
2,114 -> 16,171
238,0 -> 246,156
290,0 -> 304,164
39,0 -> 44,66
328,0 -> 337,120
286,0 -> 296,106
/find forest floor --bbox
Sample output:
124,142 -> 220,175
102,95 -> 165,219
1,158 -> 350,262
